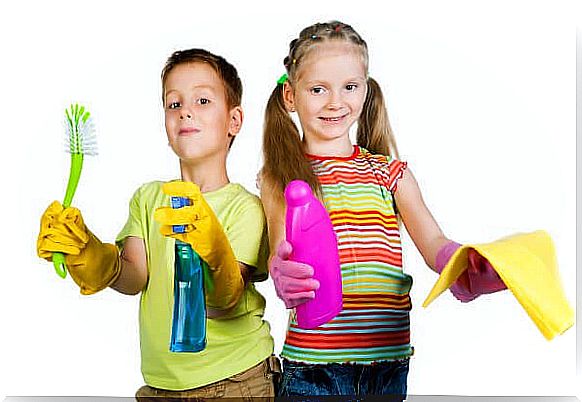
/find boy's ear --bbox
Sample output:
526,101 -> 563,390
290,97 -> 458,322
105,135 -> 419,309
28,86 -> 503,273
282,81 -> 295,112
228,106 -> 244,137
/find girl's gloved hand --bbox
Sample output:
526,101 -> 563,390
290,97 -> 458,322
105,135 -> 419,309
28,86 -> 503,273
269,240 -> 320,308
466,247 -> 507,295
435,241 -> 507,303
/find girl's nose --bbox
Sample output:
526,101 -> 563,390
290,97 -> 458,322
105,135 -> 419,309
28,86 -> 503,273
327,92 -> 342,109
326,101 -> 342,111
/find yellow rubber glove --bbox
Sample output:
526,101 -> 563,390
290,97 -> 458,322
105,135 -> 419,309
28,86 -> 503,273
154,181 -> 244,310
37,201 -> 121,295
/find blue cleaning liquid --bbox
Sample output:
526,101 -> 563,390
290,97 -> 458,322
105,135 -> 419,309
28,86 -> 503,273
169,196 -> 207,353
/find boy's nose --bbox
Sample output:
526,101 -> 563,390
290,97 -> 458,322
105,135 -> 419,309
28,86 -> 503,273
179,112 -> 192,120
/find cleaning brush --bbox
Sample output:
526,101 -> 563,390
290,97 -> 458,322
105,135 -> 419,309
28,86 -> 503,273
52,103 -> 98,278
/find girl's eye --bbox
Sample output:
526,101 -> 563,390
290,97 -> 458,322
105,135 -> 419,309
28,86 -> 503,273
168,101 -> 181,109
310,87 -> 326,95
198,98 -> 210,105
346,84 -> 357,91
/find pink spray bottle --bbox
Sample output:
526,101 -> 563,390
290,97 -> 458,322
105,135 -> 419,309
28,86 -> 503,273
285,179 -> 343,329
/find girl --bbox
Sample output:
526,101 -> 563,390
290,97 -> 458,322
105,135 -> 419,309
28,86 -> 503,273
260,21 -> 505,399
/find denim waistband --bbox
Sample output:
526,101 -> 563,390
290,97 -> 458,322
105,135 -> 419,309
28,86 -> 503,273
282,357 -> 410,368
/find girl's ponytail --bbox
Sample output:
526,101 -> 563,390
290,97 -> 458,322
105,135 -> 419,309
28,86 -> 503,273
262,84 -> 321,198
357,77 -> 399,158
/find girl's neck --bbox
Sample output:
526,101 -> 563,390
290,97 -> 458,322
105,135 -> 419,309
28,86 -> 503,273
179,158 -> 230,193
303,135 -> 354,158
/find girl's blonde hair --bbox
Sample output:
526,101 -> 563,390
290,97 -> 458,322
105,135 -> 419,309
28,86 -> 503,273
262,21 -> 399,197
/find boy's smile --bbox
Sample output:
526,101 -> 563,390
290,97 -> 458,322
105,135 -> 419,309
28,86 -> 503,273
178,126 -> 201,136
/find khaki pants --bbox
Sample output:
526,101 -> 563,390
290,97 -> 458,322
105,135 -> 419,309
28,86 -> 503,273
135,355 -> 281,401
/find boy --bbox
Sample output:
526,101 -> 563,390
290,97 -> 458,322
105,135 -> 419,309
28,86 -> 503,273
37,48 -> 278,400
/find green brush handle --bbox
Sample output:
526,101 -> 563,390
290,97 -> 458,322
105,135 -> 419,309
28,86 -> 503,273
53,153 -> 84,278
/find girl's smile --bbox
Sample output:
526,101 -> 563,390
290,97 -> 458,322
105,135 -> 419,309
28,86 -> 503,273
319,112 -> 349,124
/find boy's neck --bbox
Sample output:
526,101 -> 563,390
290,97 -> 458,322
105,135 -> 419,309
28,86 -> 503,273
179,158 -> 230,193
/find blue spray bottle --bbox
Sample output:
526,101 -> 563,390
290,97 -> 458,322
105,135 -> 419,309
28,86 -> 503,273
169,196 -> 207,353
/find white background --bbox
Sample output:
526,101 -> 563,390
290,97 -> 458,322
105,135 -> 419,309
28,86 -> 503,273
0,0 -> 579,399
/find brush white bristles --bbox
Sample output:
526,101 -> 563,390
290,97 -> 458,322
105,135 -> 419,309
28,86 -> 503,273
64,114 -> 98,156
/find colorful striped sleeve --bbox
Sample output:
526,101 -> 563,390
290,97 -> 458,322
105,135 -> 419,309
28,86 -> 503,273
386,158 -> 408,194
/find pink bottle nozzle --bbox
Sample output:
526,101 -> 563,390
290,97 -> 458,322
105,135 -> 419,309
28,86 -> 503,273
284,180 -> 312,207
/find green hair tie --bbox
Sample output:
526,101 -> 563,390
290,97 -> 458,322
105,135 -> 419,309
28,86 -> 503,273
277,73 -> 288,85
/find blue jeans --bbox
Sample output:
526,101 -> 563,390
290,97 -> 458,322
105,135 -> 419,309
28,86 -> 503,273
278,358 -> 409,400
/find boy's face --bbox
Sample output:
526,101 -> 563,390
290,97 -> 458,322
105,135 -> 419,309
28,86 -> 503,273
164,62 -> 241,163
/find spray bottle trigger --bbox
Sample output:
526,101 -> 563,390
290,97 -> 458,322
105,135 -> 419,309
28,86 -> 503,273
171,196 -> 191,234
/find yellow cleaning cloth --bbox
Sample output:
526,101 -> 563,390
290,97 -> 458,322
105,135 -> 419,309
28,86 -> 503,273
423,230 -> 574,340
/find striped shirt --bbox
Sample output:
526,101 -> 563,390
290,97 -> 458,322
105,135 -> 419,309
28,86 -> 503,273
281,146 -> 414,364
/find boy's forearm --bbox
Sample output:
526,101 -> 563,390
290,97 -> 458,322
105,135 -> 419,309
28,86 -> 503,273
111,237 -> 148,295
111,257 -> 148,295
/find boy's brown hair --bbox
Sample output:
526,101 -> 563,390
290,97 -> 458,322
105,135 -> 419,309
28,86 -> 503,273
161,48 -> 242,108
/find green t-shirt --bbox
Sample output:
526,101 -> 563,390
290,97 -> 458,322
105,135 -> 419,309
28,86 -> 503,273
116,181 -> 273,390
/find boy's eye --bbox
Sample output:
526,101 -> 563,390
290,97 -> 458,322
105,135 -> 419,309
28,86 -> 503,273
310,87 -> 326,95
346,84 -> 357,91
168,101 -> 181,109
198,98 -> 210,105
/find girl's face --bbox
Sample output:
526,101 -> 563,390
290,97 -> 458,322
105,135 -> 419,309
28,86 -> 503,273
164,62 -> 241,163
284,42 -> 367,151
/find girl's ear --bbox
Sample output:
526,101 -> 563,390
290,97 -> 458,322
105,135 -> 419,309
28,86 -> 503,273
282,81 -> 296,112
228,106 -> 244,137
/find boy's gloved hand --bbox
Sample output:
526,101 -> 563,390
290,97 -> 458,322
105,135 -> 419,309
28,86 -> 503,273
269,240 -> 320,308
154,181 -> 244,310
435,241 -> 507,303
36,201 -> 121,295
